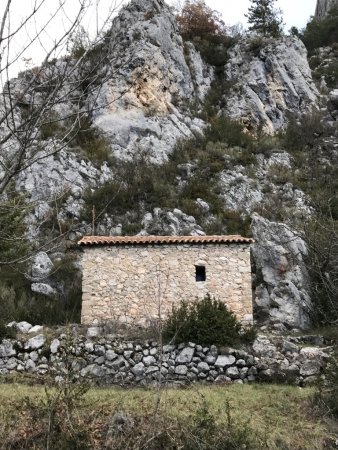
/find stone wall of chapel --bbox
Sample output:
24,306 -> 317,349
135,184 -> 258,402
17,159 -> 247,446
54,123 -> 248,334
81,244 -> 253,325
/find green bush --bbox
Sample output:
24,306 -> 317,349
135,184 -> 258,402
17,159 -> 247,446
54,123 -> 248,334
313,59 -> 338,88
40,117 -> 65,140
282,111 -> 329,153
282,111 -> 337,221
163,294 -> 253,346
0,193 -> 31,264
0,259 -> 81,326
81,160 -> 177,226
0,320 -> 16,342
247,35 -> 266,57
301,7 -> 338,54
69,116 -> 114,167
199,78 -> 233,119
304,215 -> 338,326
189,35 -> 235,68
205,115 -> 254,149
315,353 -> 338,419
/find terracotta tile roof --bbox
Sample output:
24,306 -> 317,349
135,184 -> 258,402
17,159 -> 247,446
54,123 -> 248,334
78,235 -> 254,246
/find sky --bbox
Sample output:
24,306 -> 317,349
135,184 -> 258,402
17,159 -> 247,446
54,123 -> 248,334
0,0 -> 318,80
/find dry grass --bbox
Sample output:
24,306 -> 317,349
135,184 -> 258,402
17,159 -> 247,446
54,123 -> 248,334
0,383 -> 336,449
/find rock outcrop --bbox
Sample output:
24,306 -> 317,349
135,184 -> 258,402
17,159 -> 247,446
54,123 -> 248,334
88,0 -> 212,163
140,208 -> 206,236
251,214 -> 311,329
16,149 -> 113,240
219,151 -> 310,218
224,37 -> 319,134
315,0 -> 338,19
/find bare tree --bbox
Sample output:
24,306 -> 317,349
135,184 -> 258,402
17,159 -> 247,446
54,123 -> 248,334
0,0 -> 135,264
0,0 -> 126,195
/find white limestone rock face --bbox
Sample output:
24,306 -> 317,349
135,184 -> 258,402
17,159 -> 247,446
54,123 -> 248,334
139,208 -> 205,236
219,169 -> 264,213
218,152 -> 311,218
88,0 -> 213,163
251,214 -> 311,329
16,149 -> 113,239
315,0 -> 338,19
16,149 -> 111,202
224,37 -> 319,134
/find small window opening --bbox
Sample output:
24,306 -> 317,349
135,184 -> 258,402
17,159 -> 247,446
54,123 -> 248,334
195,265 -> 206,282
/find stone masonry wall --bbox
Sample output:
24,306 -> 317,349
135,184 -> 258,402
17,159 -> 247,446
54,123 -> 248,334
80,243 -> 252,325
0,329 -> 331,386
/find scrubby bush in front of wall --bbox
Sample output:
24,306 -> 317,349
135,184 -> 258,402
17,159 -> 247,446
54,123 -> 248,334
163,294 -> 255,346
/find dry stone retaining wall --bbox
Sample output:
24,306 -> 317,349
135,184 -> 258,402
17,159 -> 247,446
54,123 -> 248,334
81,243 -> 252,326
0,331 -> 331,386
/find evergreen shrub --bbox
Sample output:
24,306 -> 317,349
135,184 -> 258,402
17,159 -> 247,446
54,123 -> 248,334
163,294 -> 255,346
0,320 -> 16,342
301,7 -> 338,54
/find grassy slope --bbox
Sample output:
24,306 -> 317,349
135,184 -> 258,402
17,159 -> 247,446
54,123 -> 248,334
0,383 -> 335,449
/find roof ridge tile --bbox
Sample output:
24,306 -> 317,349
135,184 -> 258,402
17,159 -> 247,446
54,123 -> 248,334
78,235 -> 254,246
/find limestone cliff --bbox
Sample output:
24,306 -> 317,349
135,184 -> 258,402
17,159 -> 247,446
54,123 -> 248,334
315,0 -> 338,19
88,0 -> 213,163
224,37 -> 319,134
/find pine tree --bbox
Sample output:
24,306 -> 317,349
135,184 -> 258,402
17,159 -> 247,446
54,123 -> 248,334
246,0 -> 284,37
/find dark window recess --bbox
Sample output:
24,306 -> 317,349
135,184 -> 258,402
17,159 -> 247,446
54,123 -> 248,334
195,265 -> 206,282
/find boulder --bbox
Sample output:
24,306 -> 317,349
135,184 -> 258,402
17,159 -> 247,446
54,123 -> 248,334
106,350 -> 119,361
282,340 -> 300,354
143,355 -> 156,366
31,252 -> 53,279
31,283 -> 57,297
131,362 -> 145,376
226,366 -> 240,379
81,364 -> 106,377
176,347 -> 194,364
197,362 -> 210,373
215,355 -> 236,368
175,365 -> 188,375
299,360 -> 321,377
24,334 -> 46,350
28,325 -> 44,334
87,327 -> 102,338
15,322 -> 33,333
252,336 -> 277,358
25,359 -> 36,372
0,340 -> 16,357
50,339 -> 60,354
